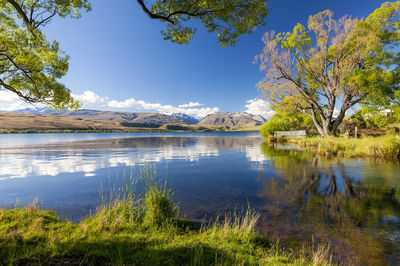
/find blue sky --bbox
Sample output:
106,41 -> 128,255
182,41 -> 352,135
1,0 -> 389,117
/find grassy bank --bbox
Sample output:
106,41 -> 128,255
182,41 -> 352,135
289,135 -> 400,159
0,176 -> 330,265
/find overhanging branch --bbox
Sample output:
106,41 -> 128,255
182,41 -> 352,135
136,0 -> 216,25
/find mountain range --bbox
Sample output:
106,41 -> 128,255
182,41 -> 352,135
198,112 -> 266,128
7,108 -> 266,129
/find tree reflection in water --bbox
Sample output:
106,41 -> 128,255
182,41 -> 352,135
259,143 -> 400,265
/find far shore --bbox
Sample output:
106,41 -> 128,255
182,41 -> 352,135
0,127 -> 261,134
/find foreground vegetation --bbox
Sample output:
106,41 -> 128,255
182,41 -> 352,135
0,173 -> 330,265
288,135 -> 400,159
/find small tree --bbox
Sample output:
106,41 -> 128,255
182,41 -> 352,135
257,2 -> 400,136
260,117 -> 290,138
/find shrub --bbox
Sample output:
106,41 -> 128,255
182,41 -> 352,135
260,117 -> 290,137
260,110 -> 315,138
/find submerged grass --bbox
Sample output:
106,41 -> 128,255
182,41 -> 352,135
0,168 -> 332,265
291,134 -> 400,159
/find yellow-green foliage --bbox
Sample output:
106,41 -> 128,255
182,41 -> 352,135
294,135 -> 400,159
260,111 -> 313,138
260,118 -> 290,137
0,1 -> 91,109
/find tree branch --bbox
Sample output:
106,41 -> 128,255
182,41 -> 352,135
136,0 -> 175,24
136,0 -> 217,25
7,0 -> 31,28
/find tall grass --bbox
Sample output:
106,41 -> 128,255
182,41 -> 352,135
142,176 -> 175,228
93,165 -> 177,233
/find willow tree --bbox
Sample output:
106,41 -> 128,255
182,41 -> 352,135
257,2 -> 400,136
0,0 -> 90,109
136,0 -> 268,46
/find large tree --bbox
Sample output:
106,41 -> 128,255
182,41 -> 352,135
0,0 -> 90,109
257,2 -> 400,136
136,0 -> 268,47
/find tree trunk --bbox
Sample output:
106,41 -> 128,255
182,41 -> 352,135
309,104 -> 347,137
309,105 -> 327,136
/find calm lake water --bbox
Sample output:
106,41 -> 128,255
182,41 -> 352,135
0,132 -> 399,264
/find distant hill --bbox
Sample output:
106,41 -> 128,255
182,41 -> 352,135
13,108 -> 183,128
170,113 -> 199,124
198,112 -> 266,128
0,112 -> 128,131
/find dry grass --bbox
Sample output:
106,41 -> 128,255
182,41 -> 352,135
30,217 -> 44,231
0,112 -> 129,131
313,244 -> 332,266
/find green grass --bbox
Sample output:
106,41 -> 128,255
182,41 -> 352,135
0,169 -> 331,265
291,134 -> 400,159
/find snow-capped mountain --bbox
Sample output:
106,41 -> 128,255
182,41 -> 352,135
170,113 -> 199,124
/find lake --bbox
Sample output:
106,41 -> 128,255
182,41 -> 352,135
0,132 -> 399,264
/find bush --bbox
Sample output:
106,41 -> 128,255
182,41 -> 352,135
260,117 -> 290,137
260,110 -> 314,138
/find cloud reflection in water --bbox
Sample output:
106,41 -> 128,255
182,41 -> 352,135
0,136 -> 265,180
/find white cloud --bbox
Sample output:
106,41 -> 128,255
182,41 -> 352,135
0,89 -> 219,118
72,90 -> 219,118
0,90 -> 30,111
244,98 -> 275,119
178,102 -> 204,108
72,91 -> 109,106
0,141 -> 220,180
